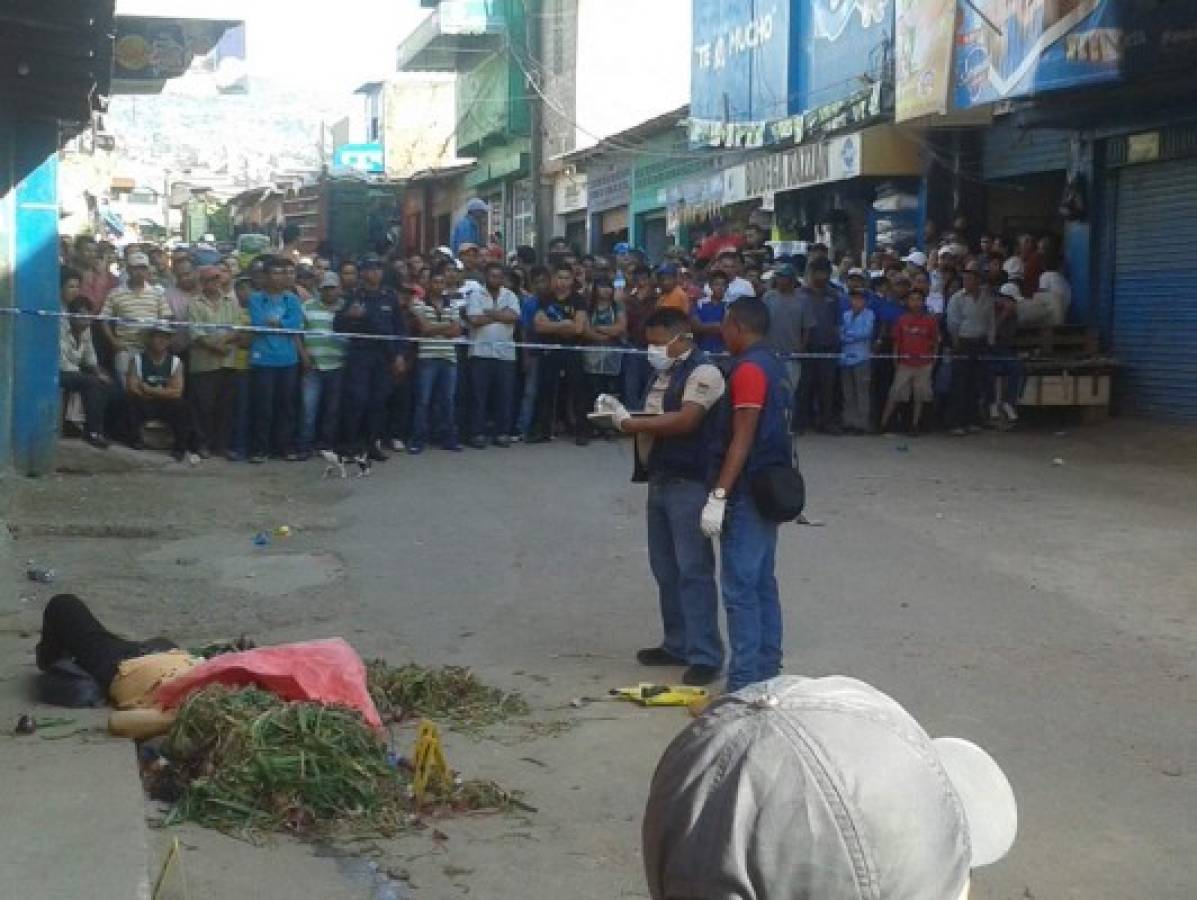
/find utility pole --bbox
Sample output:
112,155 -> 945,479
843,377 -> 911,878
525,0 -> 550,260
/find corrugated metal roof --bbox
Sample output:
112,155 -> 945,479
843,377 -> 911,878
1111,157 -> 1197,420
0,1 -> 115,130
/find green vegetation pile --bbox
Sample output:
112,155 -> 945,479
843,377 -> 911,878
159,686 -> 516,837
366,661 -> 530,729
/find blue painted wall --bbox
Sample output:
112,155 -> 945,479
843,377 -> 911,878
1,119 -> 61,476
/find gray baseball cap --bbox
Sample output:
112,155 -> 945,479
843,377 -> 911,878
643,676 -> 1017,900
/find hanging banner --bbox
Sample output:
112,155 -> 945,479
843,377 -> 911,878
954,0 -> 1120,109
895,0 -> 957,121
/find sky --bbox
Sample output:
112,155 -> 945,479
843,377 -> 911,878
115,0 -> 431,97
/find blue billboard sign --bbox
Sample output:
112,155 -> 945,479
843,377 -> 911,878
797,0 -> 892,114
334,144 -> 384,176
691,1 -> 792,127
954,0 -> 1120,108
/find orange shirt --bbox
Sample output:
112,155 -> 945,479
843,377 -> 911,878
657,287 -> 692,315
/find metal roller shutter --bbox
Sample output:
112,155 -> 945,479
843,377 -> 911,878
1112,158 -> 1197,420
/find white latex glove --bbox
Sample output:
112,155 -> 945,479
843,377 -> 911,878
594,393 -> 630,431
700,493 -> 727,538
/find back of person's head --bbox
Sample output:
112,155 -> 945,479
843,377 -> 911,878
644,676 -> 1017,900
515,245 -> 537,266
644,307 -> 690,336
807,256 -> 833,276
727,296 -> 770,336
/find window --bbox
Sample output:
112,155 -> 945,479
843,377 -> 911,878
128,190 -> 158,206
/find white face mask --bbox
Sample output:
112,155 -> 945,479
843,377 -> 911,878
646,344 -> 674,372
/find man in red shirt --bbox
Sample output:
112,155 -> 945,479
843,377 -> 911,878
880,287 -> 940,435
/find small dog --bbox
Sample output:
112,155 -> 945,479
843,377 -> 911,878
319,449 -> 372,479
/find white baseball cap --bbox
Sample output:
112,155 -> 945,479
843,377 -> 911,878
320,272 -> 341,289
999,282 -> 1023,300
127,251 -> 151,268
1002,256 -> 1025,279
644,676 -> 1018,900
902,250 -> 928,268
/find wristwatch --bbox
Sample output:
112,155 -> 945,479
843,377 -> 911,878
712,488 -> 728,500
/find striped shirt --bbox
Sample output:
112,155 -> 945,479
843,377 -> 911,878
302,298 -> 347,371
101,284 -> 169,352
411,299 -> 460,363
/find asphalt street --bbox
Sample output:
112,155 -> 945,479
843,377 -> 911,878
2,421 -> 1193,899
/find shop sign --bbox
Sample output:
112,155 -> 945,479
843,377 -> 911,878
691,0 -> 793,128
954,0 -> 1120,109
113,17 -> 241,83
742,134 -> 862,200
894,0 -> 957,121
801,1 -> 893,122
588,166 -> 631,213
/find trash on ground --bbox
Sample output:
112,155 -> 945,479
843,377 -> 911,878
252,532 -> 270,547
26,567 -> 55,584
609,683 -> 710,708
411,721 -> 453,804
156,686 -> 519,838
1052,457 -> 1066,466
14,714 -> 36,735
274,525 -> 292,538
367,661 -> 529,729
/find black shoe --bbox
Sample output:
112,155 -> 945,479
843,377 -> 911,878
367,443 -> 389,462
636,646 -> 686,667
170,449 -> 186,463
575,434 -> 590,447
493,436 -> 511,448
682,664 -> 722,687
527,433 -> 551,444
466,437 -> 488,450
83,432 -> 110,450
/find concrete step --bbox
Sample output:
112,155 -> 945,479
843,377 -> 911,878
0,650 -> 152,900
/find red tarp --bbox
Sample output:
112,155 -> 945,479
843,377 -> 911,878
154,638 -> 382,729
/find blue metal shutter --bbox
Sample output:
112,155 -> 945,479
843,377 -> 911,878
983,128 -> 1071,180
1112,157 -> 1197,420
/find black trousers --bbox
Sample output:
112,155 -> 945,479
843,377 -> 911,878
340,357 -> 393,454
795,355 -> 839,432
127,394 -> 191,452
950,339 -> 987,428
534,349 -> 589,439
250,365 -> 299,457
36,594 -> 176,692
60,371 -> 115,435
188,369 -> 233,454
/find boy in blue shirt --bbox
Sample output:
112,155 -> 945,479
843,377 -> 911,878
839,287 -> 876,433
248,256 -> 305,463
692,270 -> 728,354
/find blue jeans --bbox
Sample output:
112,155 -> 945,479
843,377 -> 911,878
646,478 -> 723,668
299,368 -> 343,452
720,493 -> 782,691
517,354 -> 539,436
623,352 -> 651,407
986,350 -> 1025,406
412,358 -> 458,447
469,357 -> 516,440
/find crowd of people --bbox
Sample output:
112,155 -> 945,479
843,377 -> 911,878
56,210 -> 1072,462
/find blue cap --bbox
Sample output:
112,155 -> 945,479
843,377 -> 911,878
656,263 -> 679,276
774,263 -> 797,279
613,242 -> 631,255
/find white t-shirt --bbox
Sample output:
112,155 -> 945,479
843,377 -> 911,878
1038,271 -> 1072,308
466,285 -> 521,361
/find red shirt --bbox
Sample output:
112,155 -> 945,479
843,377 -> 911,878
730,361 -> 768,408
695,233 -> 745,263
893,312 -> 939,367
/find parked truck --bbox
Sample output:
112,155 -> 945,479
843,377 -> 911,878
282,176 -> 404,260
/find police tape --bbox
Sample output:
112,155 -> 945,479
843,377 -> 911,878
0,306 -> 1115,366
